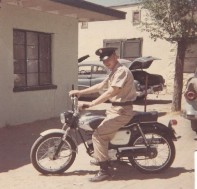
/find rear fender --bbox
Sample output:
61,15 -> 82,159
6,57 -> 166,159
140,122 -> 177,140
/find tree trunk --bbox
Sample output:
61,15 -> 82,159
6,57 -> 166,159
171,40 -> 187,111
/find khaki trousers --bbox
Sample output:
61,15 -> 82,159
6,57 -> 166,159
92,105 -> 134,162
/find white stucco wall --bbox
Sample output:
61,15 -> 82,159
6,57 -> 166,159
0,4 -> 78,127
78,4 -> 177,94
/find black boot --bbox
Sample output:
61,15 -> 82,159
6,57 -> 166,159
89,161 -> 111,182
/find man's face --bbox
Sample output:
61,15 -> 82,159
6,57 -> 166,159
102,53 -> 118,71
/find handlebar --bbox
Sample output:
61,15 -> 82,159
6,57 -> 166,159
70,85 -> 89,113
71,95 -> 90,113
71,96 -> 79,114
70,84 -> 79,114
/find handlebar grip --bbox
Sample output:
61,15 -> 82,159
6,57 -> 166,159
71,94 -> 78,98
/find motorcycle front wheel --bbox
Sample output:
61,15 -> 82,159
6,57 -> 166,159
129,131 -> 175,173
30,133 -> 76,174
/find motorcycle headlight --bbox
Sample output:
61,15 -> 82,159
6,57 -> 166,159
60,113 -> 66,124
60,111 -> 73,124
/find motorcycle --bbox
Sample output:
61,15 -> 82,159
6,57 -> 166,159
30,94 -> 179,175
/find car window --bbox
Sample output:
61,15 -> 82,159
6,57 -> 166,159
92,66 -> 107,74
78,65 -> 91,75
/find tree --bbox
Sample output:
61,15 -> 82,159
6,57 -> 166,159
140,0 -> 197,111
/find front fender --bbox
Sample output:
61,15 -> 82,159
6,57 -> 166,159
40,129 -> 78,152
40,129 -> 66,136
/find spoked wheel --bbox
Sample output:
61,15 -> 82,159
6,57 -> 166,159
30,133 -> 76,174
129,131 -> 175,173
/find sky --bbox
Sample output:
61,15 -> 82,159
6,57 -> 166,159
85,0 -> 141,7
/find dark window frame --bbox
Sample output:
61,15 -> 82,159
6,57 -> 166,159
132,10 -> 141,25
13,29 -> 57,92
103,38 -> 143,61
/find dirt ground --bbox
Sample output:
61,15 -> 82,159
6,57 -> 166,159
0,94 -> 196,189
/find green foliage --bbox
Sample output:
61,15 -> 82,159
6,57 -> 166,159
141,0 -> 197,42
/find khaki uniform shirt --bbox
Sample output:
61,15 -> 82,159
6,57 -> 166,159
102,62 -> 137,102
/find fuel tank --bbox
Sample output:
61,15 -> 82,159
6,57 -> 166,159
79,113 -> 105,131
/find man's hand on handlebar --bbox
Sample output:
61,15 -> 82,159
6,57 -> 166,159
69,90 -> 95,110
78,102 -> 92,110
69,90 -> 81,98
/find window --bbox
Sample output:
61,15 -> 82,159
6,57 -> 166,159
123,40 -> 142,59
78,65 -> 91,75
132,10 -> 141,25
104,38 -> 142,61
13,29 -> 56,92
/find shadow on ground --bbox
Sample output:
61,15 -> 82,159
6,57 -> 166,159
40,161 -> 193,181
0,118 -> 61,173
134,98 -> 172,106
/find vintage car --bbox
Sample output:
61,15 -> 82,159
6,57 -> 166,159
78,56 -> 165,100
182,68 -> 197,133
126,56 -> 165,99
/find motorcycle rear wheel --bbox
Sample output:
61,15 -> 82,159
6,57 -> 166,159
30,133 -> 76,174
129,131 -> 175,173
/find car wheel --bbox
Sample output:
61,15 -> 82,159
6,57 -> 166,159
191,120 -> 197,131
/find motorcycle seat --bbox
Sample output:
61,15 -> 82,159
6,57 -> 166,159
81,111 -> 158,131
127,111 -> 158,124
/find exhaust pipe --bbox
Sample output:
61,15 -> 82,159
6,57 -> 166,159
117,146 -> 156,158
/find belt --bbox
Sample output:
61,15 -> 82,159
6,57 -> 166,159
111,101 -> 133,106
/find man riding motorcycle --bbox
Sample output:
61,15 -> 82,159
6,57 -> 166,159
69,47 -> 137,182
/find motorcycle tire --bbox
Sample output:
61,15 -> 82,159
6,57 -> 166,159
30,133 -> 76,175
128,130 -> 175,173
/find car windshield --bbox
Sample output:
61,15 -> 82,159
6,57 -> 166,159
78,66 -> 91,75
92,66 -> 107,74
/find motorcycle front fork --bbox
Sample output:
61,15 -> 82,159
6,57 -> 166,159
52,127 -> 71,159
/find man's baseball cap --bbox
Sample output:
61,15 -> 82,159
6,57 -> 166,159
95,47 -> 117,61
